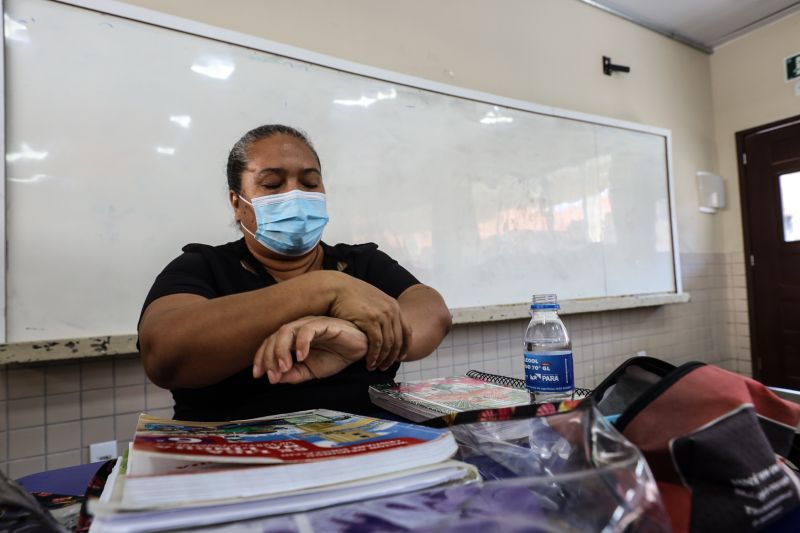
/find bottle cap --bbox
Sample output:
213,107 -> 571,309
530,303 -> 560,310
530,293 -> 559,310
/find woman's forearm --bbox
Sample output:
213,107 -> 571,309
139,270 -> 341,389
396,284 -> 452,361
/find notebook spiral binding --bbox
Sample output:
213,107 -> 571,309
465,370 -> 592,399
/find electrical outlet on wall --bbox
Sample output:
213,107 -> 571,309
90,440 -> 118,462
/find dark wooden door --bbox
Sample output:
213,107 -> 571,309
738,116 -> 800,388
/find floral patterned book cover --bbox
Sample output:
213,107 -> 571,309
370,377 -> 532,419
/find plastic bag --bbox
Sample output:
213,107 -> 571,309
435,400 -> 669,532
200,401 -> 669,532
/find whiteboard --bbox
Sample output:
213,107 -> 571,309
4,0 -> 678,344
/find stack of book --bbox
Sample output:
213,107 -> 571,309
369,375 -> 532,422
89,409 -> 475,532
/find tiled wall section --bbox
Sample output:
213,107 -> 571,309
0,357 -> 173,479
0,252 -> 751,477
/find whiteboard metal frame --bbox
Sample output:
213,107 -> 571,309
1,0 -> 686,359
0,0 -> 7,343
666,129 -> 683,295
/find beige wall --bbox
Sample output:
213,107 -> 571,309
117,0 -> 721,253
710,11 -> 800,253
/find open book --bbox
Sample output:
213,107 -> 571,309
125,409 -> 457,505
369,375 -> 533,422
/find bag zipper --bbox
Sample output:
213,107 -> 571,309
589,356 -> 677,403
614,361 -> 705,432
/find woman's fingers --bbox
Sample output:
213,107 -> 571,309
272,324 -> 296,373
386,312 -> 405,368
253,326 -> 294,384
328,275 -> 410,368
277,363 -> 314,384
374,318 -> 394,370
359,305 -> 404,371
254,316 -> 371,384
294,322 -> 327,362
252,337 -> 268,379
371,315 -> 396,371
359,319 -> 384,369
369,308 -> 409,371
252,334 -> 277,380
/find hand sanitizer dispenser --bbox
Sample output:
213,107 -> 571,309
696,171 -> 726,214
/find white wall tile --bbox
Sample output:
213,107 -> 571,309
145,383 -> 173,411
45,364 -> 81,394
467,325 -> 483,345
46,392 -> 81,423
114,384 -> 146,414
9,427 -> 45,460
81,360 -> 113,390
8,397 -> 45,429
8,368 -> 45,399
114,358 -> 146,386
47,421 -> 81,453
9,457 -> 45,479
47,450 -> 81,471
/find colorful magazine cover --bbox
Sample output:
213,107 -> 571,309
371,376 -> 532,414
132,409 -> 451,464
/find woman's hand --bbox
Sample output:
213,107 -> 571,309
326,273 -> 413,372
252,316 -> 369,384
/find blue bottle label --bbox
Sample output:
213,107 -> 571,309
523,350 -> 574,393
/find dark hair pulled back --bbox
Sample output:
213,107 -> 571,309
226,124 -> 320,194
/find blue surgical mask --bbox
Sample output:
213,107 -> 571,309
239,190 -> 329,256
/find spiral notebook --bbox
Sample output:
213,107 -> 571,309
465,370 -> 592,399
369,374 -> 531,422
369,371 -> 592,422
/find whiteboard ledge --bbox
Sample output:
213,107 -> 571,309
0,335 -> 138,365
0,293 -> 689,363
451,292 -> 691,324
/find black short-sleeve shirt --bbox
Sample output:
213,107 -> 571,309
140,239 -> 420,421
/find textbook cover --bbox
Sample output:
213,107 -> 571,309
369,376 -> 532,422
129,409 -> 455,475
114,410 -> 460,511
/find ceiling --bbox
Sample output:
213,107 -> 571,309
581,0 -> 800,53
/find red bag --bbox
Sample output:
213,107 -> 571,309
592,357 -> 800,532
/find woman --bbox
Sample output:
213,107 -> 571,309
138,125 -> 451,421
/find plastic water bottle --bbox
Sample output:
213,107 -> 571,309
523,294 -> 573,402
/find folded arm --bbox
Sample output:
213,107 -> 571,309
139,270 -> 408,389
251,284 -> 451,384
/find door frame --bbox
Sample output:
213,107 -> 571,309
735,113 -> 800,382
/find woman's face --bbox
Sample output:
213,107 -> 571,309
240,133 -> 324,198
231,133 -> 325,242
